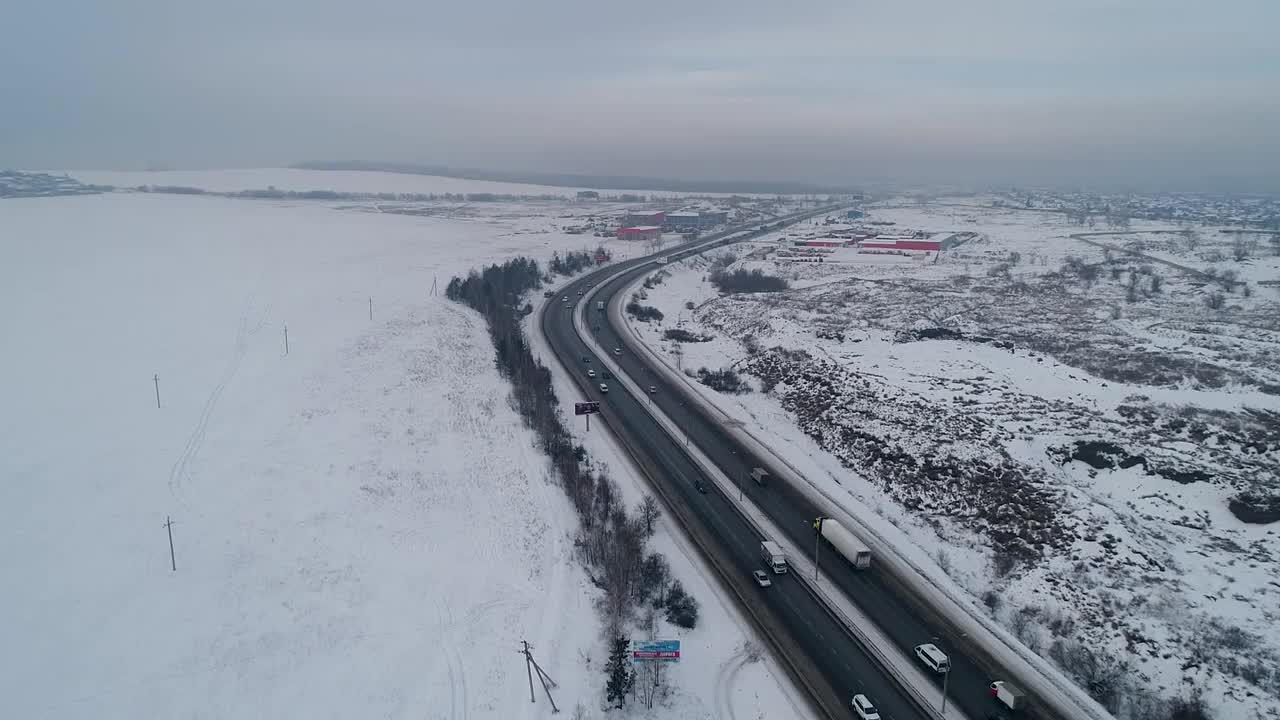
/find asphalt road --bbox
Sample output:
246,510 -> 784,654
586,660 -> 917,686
541,219 -> 939,720
541,217 -> 1027,720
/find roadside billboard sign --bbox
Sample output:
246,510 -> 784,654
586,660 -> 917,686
574,401 -> 601,416
632,640 -> 680,663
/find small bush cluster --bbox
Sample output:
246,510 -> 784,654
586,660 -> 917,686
710,268 -> 789,293
626,302 -> 665,322
695,367 -> 752,394
663,328 -> 713,343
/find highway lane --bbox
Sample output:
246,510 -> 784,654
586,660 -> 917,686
544,286 -> 933,720
580,250 -> 1021,719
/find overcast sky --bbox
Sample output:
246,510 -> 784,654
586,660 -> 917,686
3,0 -> 1278,190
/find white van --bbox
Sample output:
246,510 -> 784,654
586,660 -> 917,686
913,643 -> 950,673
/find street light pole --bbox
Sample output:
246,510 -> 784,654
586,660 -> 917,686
933,635 -> 951,718
813,517 -> 823,581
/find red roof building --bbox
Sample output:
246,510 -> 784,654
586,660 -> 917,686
617,226 -> 661,241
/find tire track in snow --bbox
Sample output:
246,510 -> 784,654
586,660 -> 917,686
714,646 -> 752,720
167,292 -> 269,496
435,599 -> 470,720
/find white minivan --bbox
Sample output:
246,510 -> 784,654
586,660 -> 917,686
913,643 -> 950,673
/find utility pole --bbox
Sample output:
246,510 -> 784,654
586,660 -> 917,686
154,374 -> 161,409
813,517 -> 824,581
164,516 -> 176,571
369,296 -> 373,321
519,640 -> 560,713
431,276 -> 438,296
283,324 -> 289,356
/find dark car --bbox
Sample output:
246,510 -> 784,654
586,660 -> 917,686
601,370 -> 611,379
694,480 -> 708,494
582,355 -> 591,363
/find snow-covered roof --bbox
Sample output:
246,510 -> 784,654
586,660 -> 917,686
668,211 -> 700,218
619,225 -> 661,232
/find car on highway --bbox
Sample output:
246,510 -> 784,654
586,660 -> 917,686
562,296 -> 569,302
648,385 -> 656,394
587,369 -> 596,378
582,355 -> 590,363
543,290 -> 554,298
751,570 -> 772,588
694,479 -> 708,494
913,643 -> 950,673
599,383 -> 609,393
576,289 -> 583,295
613,347 -> 622,356
601,370 -> 611,379
851,694 -> 880,720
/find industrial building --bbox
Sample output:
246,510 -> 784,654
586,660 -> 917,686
617,226 -> 661,242
577,190 -> 599,200
860,236 -> 941,252
666,210 -> 729,230
846,209 -> 865,219
623,210 -> 665,227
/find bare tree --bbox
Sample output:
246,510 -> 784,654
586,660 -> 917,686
639,495 -> 661,537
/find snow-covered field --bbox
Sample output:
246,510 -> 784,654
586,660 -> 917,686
58,167 -> 785,200
0,180 -> 800,718
625,203 -> 1280,720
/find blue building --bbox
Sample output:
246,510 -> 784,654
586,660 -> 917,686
846,209 -> 865,220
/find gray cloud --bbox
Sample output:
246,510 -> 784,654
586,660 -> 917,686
3,0 -> 1277,190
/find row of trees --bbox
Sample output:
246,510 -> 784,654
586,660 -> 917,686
446,255 -> 698,708
549,248 -> 608,277
136,184 -> 568,203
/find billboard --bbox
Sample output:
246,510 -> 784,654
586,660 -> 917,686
575,401 -> 601,416
632,640 -> 680,663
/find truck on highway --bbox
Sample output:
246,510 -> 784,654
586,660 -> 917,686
657,256 -> 668,265
596,300 -> 605,311
760,540 -> 788,574
749,467 -> 770,487
816,517 -> 872,569
990,680 -> 1026,711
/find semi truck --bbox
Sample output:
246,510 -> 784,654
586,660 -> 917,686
750,467 -> 770,486
816,517 -> 872,569
760,540 -> 788,574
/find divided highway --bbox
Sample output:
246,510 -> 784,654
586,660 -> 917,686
541,213 -> 940,720
539,212 -> 1071,720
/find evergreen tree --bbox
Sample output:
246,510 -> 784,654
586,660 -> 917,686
604,635 -> 634,708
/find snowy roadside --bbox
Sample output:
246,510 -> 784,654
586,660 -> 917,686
616,205 -> 1280,720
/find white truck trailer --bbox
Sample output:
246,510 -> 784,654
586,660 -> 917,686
817,517 -> 872,569
760,540 -> 788,574
990,680 -> 1026,711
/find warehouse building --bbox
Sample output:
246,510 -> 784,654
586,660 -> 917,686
623,210 -> 665,227
666,211 -> 701,230
617,226 -> 662,242
846,209 -> 865,219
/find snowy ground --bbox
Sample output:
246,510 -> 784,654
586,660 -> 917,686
0,181 -> 801,718
58,167 -> 792,200
624,203 -> 1280,720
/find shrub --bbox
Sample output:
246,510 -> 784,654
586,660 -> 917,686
710,268 -> 789,293
696,367 -> 751,394
664,328 -> 712,343
626,302 -> 664,322
663,580 -> 700,629
1204,292 -> 1226,310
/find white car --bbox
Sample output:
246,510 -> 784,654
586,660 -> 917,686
751,570 -> 772,588
587,369 -> 596,378
851,694 -> 880,720
599,383 -> 609,393
613,347 -> 622,356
